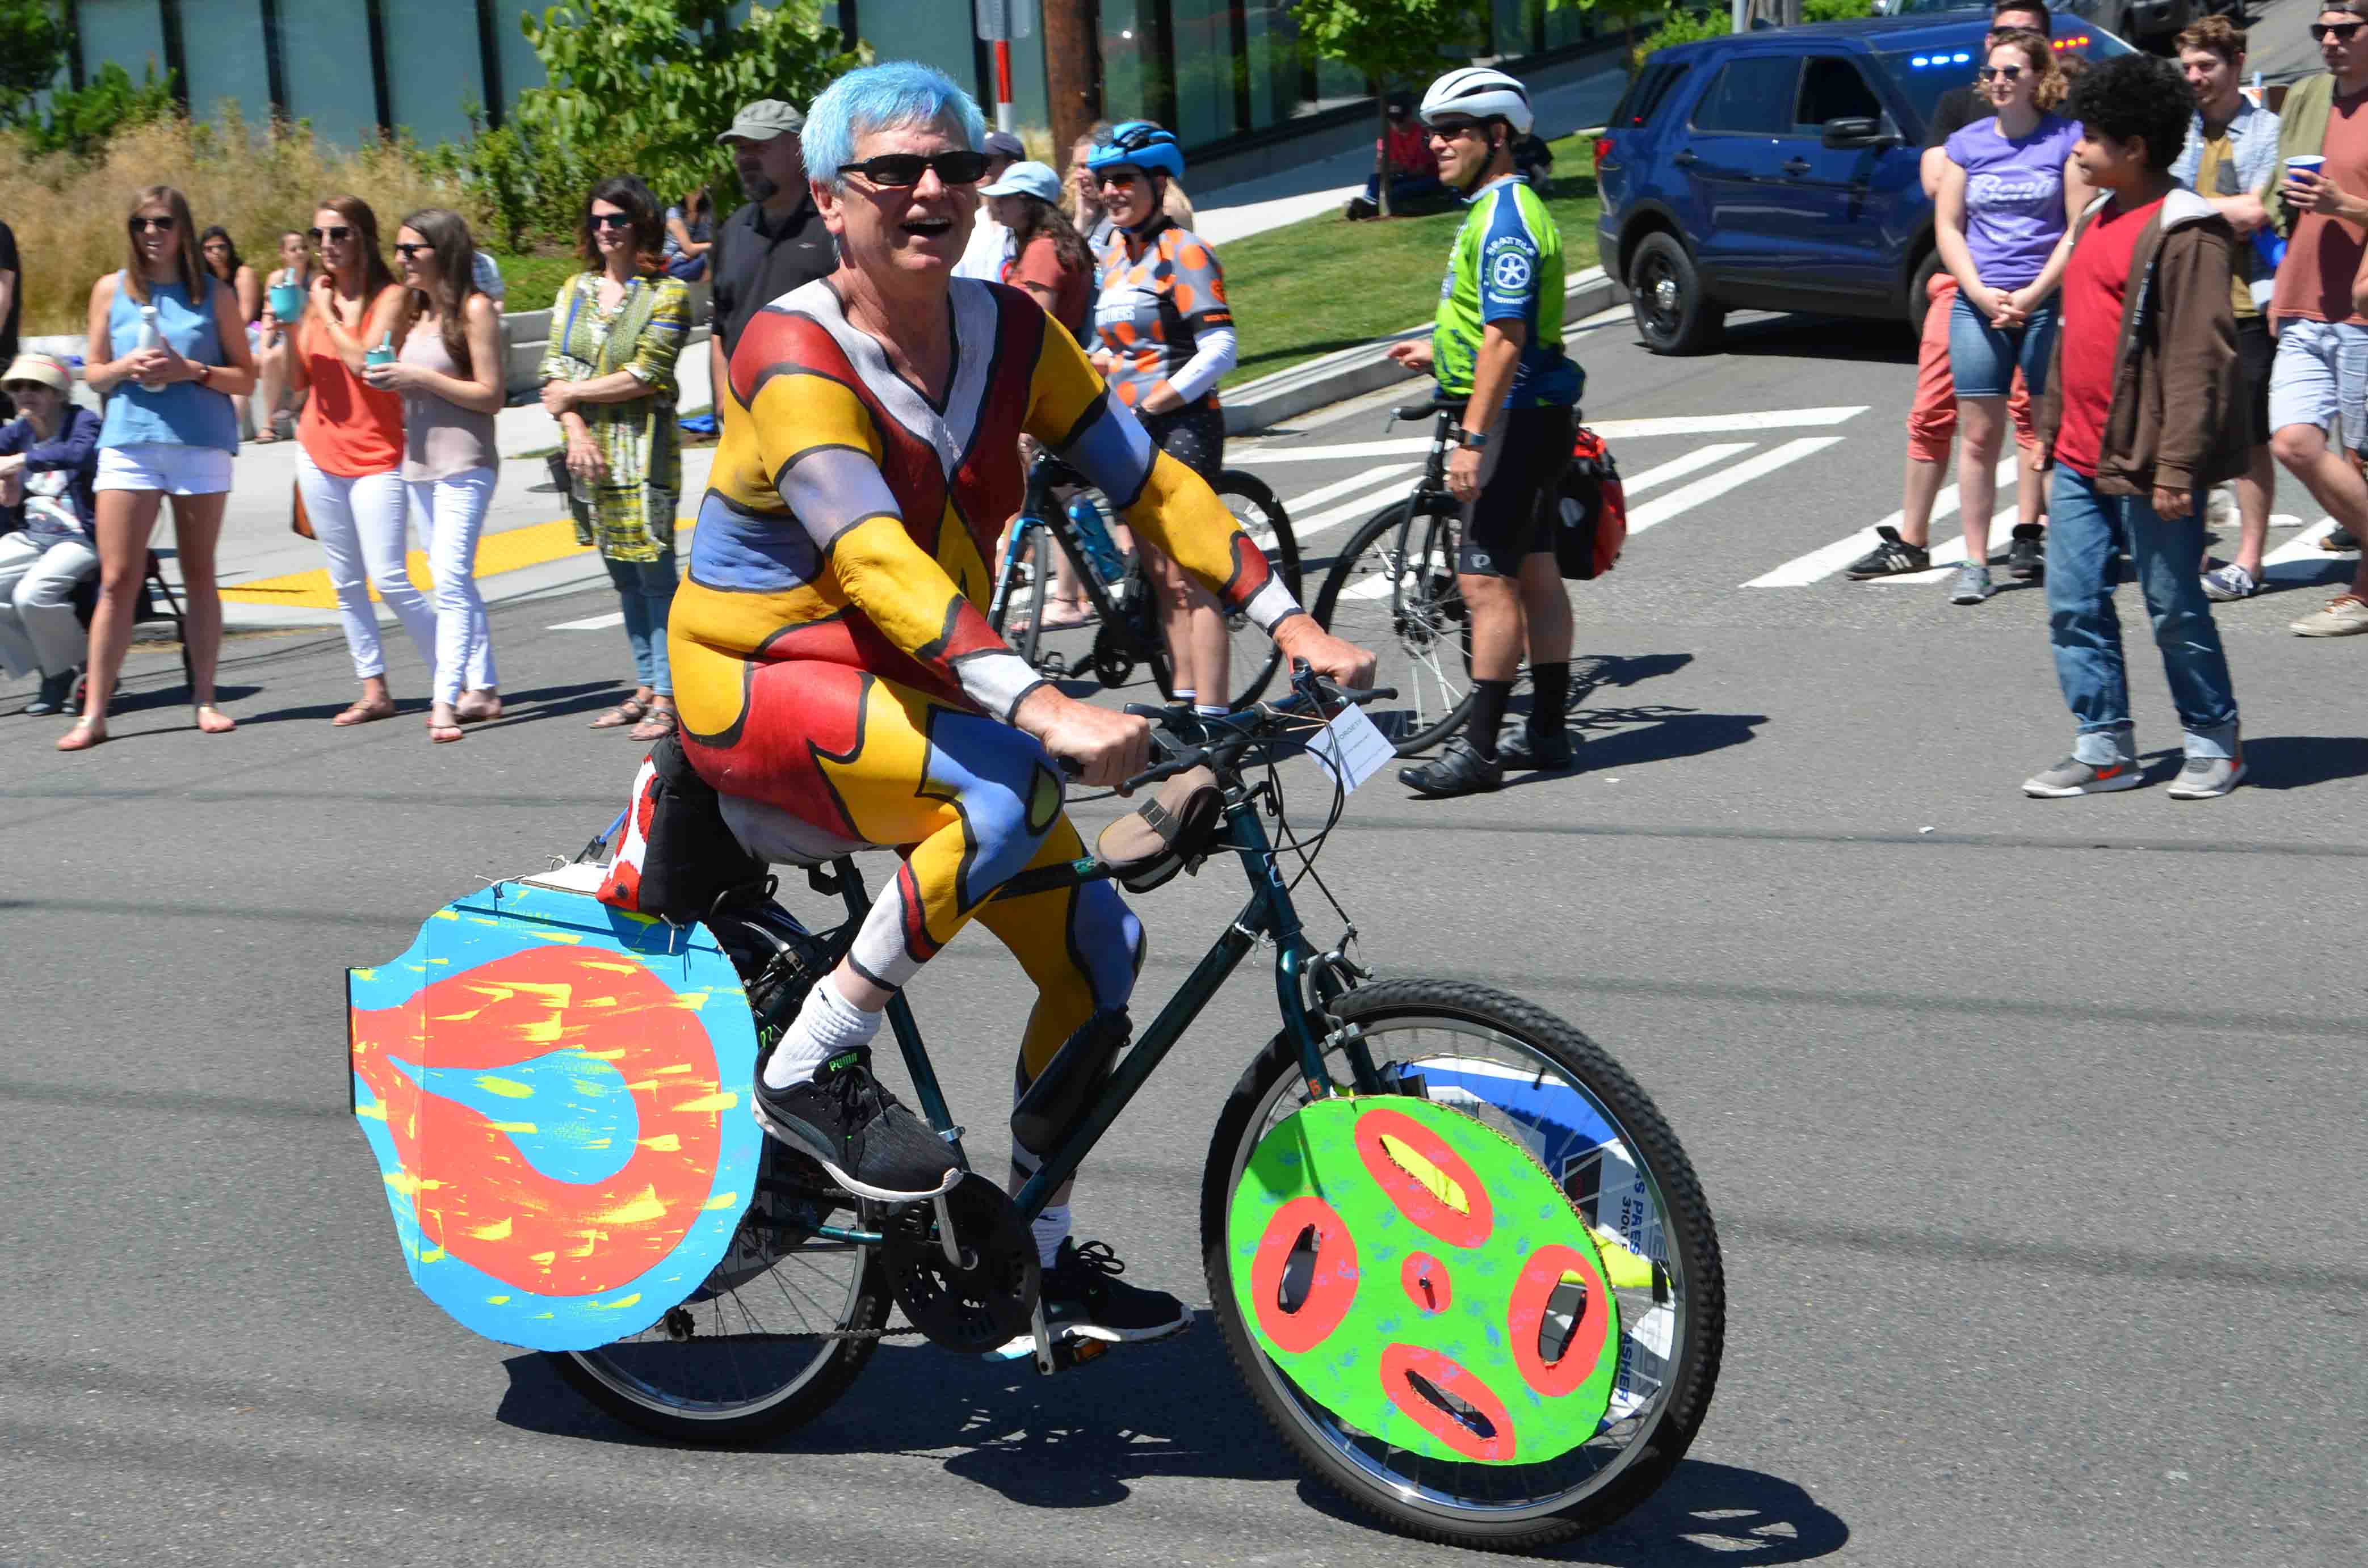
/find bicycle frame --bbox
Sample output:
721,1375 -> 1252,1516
985,459 -> 1129,633
791,777 -> 1376,1237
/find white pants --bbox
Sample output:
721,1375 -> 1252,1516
408,467 -> 499,705
0,532 -> 99,678
297,451 -> 436,683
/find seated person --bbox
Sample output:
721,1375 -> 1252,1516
669,63 -> 1374,1343
0,354 -> 102,714
1347,96 -> 1449,218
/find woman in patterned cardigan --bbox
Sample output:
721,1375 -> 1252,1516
539,174 -> 693,741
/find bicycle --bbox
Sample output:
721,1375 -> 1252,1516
347,668 -> 1721,1552
988,450 -> 1301,711
1309,396 -> 1533,757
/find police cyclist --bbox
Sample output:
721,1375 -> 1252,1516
1385,66 -> 1584,798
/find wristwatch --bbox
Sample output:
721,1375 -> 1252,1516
1450,423 -> 1491,451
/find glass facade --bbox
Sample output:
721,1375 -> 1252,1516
66,1 -> 1602,157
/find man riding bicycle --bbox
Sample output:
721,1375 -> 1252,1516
668,64 -> 1373,1344
1385,66 -> 1585,798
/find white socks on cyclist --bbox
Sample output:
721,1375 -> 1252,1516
761,980 -> 881,1089
1031,1205 -> 1073,1268
1174,687 -> 1229,722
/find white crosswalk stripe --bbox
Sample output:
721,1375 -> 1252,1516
550,611 -> 625,630
2264,517 -> 2342,572
1624,438 -> 1843,535
1622,442 -> 1755,497
1233,405 -> 1867,465
1745,456 -> 2019,587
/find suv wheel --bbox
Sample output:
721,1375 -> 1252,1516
1906,249 -> 1946,338
1629,232 -> 1722,356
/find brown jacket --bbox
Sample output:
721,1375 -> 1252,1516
2035,187 -> 2249,496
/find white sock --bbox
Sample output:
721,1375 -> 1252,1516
1171,688 -> 1195,707
1194,704 -> 1229,719
761,980 -> 881,1090
1032,1204 -> 1073,1269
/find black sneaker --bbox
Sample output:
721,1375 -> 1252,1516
751,1046 -> 960,1202
1399,736 -> 1504,798
1844,524 -> 1931,579
2008,523 -> 2046,581
1495,725 -> 1574,770
1343,195 -> 1378,221
2323,524 -> 2363,553
1039,1238 -> 1191,1343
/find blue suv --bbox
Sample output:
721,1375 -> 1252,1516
1595,10 -> 2132,354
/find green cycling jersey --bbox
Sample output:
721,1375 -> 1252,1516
1431,174 -> 1582,411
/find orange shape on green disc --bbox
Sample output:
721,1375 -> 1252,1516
1227,1095 -> 1623,1466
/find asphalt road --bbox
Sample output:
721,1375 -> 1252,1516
7,288 -> 2366,1567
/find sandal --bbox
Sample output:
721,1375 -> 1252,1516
628,706 -> 679,742
334,698 -> 396,726
455,692 -> 503,723
55,717 -> 106,752
590,697 -> 650,730
427,721 -> 465,743
194,703 -> 237,734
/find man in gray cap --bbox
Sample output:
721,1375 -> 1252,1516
953,130 -> 1028,281
709,98 -> 836,426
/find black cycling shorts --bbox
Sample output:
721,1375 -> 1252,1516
1458,403 -> 1575,579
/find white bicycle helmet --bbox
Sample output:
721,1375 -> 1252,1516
1418,66 -> 1534,136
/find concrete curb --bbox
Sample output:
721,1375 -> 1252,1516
1221,264 -> 1628,437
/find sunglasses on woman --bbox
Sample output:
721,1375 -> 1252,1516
393,242 -> 435,259
2312,20 -> 2365,40
309,225 -> 353,243
588,212 -> 635,231
1976,64 -> 2025,81
130,216 -> 176,233
839,150 -> 990,188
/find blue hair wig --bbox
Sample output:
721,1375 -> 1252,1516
803,62 -> 989,188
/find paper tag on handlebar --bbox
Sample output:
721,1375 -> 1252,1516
1308,702 -> 1393,793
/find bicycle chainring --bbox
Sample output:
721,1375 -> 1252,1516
881,1172 -> 1040,1353
1090,622 -> 1138,688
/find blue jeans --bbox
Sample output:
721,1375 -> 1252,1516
1948,291 -> 2056,401
2044,467 -> 2239,763
1363,173 -> 1447,206
605,553 -> 677,695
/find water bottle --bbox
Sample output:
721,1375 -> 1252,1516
1067,495 -> 1124,585
136,305 -> 166,390
365,330 -> 397,368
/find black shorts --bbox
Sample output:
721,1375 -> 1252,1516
2237,314 -> 2272,448
1139,401 -> 1225,483
1458,403 -> 1575,578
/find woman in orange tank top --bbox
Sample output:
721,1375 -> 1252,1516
284,195 -> 436,726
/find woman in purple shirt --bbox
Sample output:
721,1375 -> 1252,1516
1936,30 -> 2092,604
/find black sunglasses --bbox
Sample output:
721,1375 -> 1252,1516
393,242 -> 435,258
130,216 -> 176,233
2314,19 -> 2365,40
588,211 -> 636,231
840,150 -> 990,188
308,225 -> 353,243
1977,64 -> 2025,81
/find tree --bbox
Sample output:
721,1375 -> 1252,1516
515,0 -> 862,211
0,0 -> 70,127
1294,0 -> 1491,218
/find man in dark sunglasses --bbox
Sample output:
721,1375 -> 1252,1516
2260,1 -> 2368,621
710,97 -> 836,427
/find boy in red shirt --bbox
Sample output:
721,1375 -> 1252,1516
2029,53 -> 2251,799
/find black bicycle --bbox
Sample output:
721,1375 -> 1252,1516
1309,397 -> 1531,757
542,669 -> 1723,1552
989,451 -> 1300,711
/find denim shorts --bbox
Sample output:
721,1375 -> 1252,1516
2266,317 -> 2368,445
1947,292 -> 2056,402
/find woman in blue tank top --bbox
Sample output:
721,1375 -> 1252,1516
64,186 -> 256,751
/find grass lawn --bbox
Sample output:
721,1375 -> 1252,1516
1219,132 -> 1602,390
488,250 -> 590,314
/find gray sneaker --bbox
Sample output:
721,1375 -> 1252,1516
1951,562 -> 1994,604
2166,751 -> 2247,799
2022,755 -> 2143,798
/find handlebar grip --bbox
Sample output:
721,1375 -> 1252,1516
1121,748 -> 1208,794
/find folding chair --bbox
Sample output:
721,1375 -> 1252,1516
68,549 -> 197,711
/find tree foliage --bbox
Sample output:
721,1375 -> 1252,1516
1291,0 -> 1493,87
513,0 -> 862,211
20,60 -> 179,156
0,0 -> 70,127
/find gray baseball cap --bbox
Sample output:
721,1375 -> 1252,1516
719,99 -> 805,145
983,131 -> 1026,161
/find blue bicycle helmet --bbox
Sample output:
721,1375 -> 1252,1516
1084,121 -> 1185,182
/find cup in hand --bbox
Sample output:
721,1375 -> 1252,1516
2286,154 -> 2328,197
268,281 -> 302,319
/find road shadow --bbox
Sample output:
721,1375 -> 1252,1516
1703,313 -> 1916,367
2223,735 -> 2368,790
230,679 -> 623,729
1295,1457 -> 1849,1563
1503,705 -> 1766,789
6,678 -> 263,720
2260,554 -> 2355,596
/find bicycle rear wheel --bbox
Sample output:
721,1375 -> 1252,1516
988,522 -> 1054,673
1215,469 -> 1301,709
1201,981 -> 1723,1551
1311,500 -> 1473,755
552,1142 -> 891,1444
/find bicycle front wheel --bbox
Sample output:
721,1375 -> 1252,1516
1200,981 -> 1724,1552
552,1143 -> 891,1444
1311,500 -> 1472,755
988,522 -> 1054,674
1215,469 -> 1301,709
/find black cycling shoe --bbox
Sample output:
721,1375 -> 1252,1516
1495,725 -> 1575,771
1399,736 -> 1504,798
1844,524 -> 1930,579
1040,1238 -> 1192,1343
751,1046 -> 960,1202
2007,523 -> 2046,581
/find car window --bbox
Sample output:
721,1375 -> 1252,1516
1795,56 -> 1886,134
1611,62 -> 1691,129
1691,55 -> 1801,136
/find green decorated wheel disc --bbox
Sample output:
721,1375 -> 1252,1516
1227,1095 -> 1622,1466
